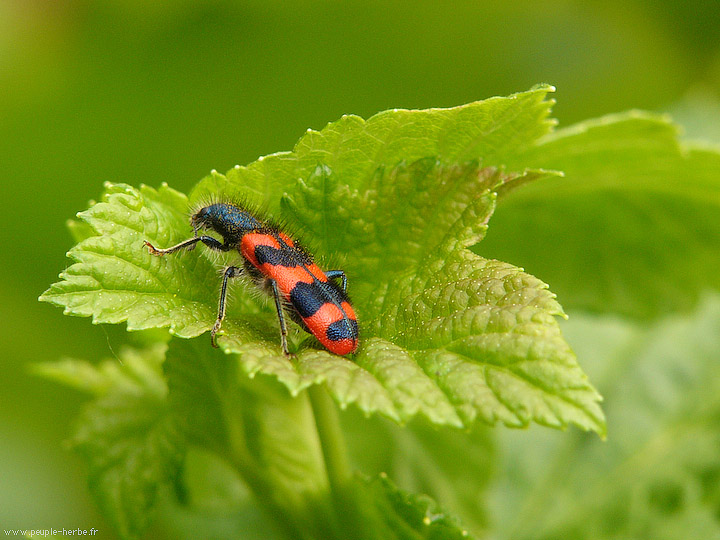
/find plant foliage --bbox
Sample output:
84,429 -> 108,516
38,85 -> 720,539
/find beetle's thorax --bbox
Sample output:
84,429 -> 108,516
192,203 -> 262,243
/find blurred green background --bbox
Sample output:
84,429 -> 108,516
2,0 -> 719,535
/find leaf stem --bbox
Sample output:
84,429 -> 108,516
308,384 -> 351,492
219,381 -> 304,540
308,384 -> 366,539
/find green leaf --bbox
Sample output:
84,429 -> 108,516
342,413 -> 494,536
164,339 -> 482,540
164,338 -> 338,540
164,339 -> 331,498
40,87 -> 604,435
487,294 -> 720,540
479,111 -> 720,319
154,447 -> 287,540
230,158 -> 603,435
40,183 -> 219,337
358,473 -> 477,540
188,84 -> 558,210
34,344 -> 184,540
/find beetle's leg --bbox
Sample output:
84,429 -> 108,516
211,266 -> 243,347
145,235 -> 232,255
325,270 -> 348,292
270,280 -> 290,356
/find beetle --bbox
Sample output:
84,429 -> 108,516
144,201 -> 358,356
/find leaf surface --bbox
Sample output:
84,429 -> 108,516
480,112 -> 720,319
488,294 -> 720,539
35,344 -> 183,540
40,87 -> 604,435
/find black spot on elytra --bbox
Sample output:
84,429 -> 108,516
326,319 -> 358,342
290,281 -> 337,318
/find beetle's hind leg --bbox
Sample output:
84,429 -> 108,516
270,280 -> 291,356
211,265 -> 243,347
325,270 -> 348,292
